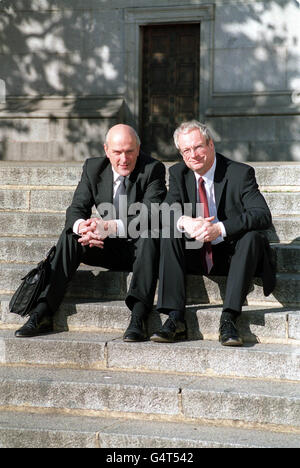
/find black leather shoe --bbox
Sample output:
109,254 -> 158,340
15,311 -> 53,338
219,319 -> 243,347
123,313 -> 147,342
150,318 -> 187,343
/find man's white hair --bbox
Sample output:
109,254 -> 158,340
173,120 -> 213,150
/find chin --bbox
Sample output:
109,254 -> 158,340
118,167 -> 130,175
191,163 -> 204,172
122,170 -> 131,177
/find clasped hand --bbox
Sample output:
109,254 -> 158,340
78,218 -> 117,249
180,215 -> 221,243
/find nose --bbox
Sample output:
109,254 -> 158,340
119,154 -> 129,165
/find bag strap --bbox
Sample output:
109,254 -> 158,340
36,246 -> 56,270
20,246 -> 56,281
45,246 -> 56,263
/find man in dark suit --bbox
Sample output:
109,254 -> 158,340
150,120 -> 276,346
15,124 -> 167,340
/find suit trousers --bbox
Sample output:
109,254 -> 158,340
157,230 -> 266,315
39,228 -> 159,315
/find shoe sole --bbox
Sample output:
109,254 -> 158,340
150,335 -> 173,343
219,338 -> 243,347
15,329 -> 55,338
123,336 -> 147,342
150,333 -> 187,344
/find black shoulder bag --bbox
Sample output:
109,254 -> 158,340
9,246 -> 56,317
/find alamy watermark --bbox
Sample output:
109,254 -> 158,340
0,80 -> 5,104
96,197 -> 207,250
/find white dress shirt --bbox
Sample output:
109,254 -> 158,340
177,157 -> 226,245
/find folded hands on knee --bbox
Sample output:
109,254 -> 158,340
78,218 -> 117,248
179,215 -> 222,243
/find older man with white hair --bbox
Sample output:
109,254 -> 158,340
151,120 -> 276,346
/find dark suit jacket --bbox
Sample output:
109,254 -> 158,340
165,152 -> 276,295
65,152 -> 167,237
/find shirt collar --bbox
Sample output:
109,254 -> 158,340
194,156 -> 216,188
112,167 -> 126,183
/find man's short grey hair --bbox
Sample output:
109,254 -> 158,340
173,120 -> 213,150
133,128 -> 141,146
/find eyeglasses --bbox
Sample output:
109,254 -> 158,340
180,144 -> 208,158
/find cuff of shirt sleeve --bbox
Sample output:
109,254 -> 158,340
113,219 -> 126,238
73,219 -> 85,235
218,222 -> 227,239
176,216 -> 186,233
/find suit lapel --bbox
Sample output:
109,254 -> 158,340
184,169 -> 197,217
214,153 -> 228,212
126,156 -> 143,206
96,162 -> 113,205
126,170 -> 137,206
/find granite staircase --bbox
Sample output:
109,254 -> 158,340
0,161 -> 299,448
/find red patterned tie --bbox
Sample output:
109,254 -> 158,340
198,177 -> 213,274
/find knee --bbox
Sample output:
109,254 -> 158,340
160,234 -> 184,251
57,227 -> 78,245
55,228 -> 85,259
237,231 -> 264,249
135,236 -> 160,255
244,231 -> 263,242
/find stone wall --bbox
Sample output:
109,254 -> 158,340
207,0 -> 300,161
0,0 -> 299,161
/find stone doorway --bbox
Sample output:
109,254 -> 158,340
140,23 -> 200,161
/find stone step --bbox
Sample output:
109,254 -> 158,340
1,299 -> 299,344
1,161 -> 300,187
0,211 -> 299,242
0,161 -> 82,187
267,216 -> 300,243
273,243 -> 300,273
0,330 -> 299,382
0,212 -> 65,237
0,411 -> 299,448
0,264 -> 127,301
185,271 -> 300,307
1,263 -> 300,307
248,162 -> 300,187
106,339 -> 300,382
1,186 -> 299,215
0,237 -> 57,264
263,192 -> 300,215
1,162 -> 299,451
0,364 -> 300,429
1,237 -> 299,273
0,187 -> 74,212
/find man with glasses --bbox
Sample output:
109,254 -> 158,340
151,120 -> 276,346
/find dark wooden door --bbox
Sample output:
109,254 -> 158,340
141,23 -> 200,161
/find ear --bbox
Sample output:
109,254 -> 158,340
104,144 -> 109,159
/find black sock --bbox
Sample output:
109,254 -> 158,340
221,309 -> 240,323
169,310 -> 185,323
